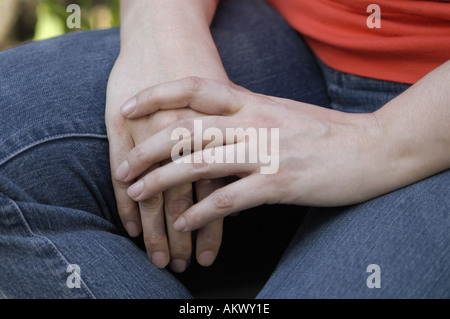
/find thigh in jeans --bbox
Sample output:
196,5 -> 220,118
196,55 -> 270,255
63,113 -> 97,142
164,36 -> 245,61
0,0 -> 332,298
0,28 -> 191,298
257,65 -> 450,299
257,169 -> 450,298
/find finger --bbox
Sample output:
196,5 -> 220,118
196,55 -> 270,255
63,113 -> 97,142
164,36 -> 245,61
164,182 -> 193,273
109,128 -> 142,237
140,190 -> 170,269
127,143 -> 257,202
195,179 -> 226,267
120,77 -> 244,118
196,218 -> 223,267
115,116 -> 236,183
174,174 -> 269,232
114,126 -> 177,182
139,162 -> 170,269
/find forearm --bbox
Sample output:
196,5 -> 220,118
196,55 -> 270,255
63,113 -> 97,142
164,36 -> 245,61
373,60 -> 450,191
119,0 -> 227,82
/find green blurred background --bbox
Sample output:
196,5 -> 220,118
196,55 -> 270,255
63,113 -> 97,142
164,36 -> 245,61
0,0 -> 119,51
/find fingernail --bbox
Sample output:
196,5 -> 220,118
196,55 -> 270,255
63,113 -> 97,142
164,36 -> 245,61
128,180 -> 144,199
170,259 -> 187,273
121,97 -> 136,116
115,160 -> 129,180
126,221 -> 139,237
173,217 -> 187,232
198,250 -> 216,267
151,251 -> 168,269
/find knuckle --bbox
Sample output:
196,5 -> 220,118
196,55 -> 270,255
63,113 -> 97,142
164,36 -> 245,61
195,180 -> 214,200
143,233 -> 166,247
185,76 -> 204,94
132,145 -> 148,164
191,151 -> 212,174
141,192 -> 164,210
212,190 -> 233,209
113,176 -> 131,189
191,153 -> 209,171
166,197 -> 192,216
116,203 -> 136,218
169,242 -> 192,258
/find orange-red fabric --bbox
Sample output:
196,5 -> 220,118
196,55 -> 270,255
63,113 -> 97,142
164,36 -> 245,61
267,0 -> 450,84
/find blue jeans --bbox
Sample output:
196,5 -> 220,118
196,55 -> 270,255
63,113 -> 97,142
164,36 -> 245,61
0,0 -> 448,298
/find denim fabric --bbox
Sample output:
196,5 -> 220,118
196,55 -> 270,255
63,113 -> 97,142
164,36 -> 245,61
0,0 -> 448,298
0,0 -> 327,298
0,27 -> 191,299
317,59 -> 412,113
256,60 -> 450,299
257,170 -> 450,298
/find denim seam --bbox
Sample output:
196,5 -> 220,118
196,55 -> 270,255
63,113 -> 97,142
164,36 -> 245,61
0,133 -> 108,167
7,198 -> 97,299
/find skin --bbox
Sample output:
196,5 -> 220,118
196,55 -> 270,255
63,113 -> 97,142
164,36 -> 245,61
105,0 -> 226,272
107,0 -> 449,273
115,59 -> 450,232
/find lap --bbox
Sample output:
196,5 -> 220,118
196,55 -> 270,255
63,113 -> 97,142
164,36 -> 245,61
257,44 -> 449,299
0,27 -> 119,219
2,0 -> 447,299
258,169 -> 450,298
0,0 -> 325,298
0,196 -> 192,298
0,0 -> 327,214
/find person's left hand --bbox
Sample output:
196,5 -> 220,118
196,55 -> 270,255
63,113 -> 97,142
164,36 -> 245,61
106,57 -> 227,271
115,77 -> 393,232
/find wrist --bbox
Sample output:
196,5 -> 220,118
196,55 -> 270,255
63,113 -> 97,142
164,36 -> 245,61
119,0 -> 216,51
373,111 -> 449,193
118,0 -> 227,83
371,61 -> 450,192
335,112 -> 405,204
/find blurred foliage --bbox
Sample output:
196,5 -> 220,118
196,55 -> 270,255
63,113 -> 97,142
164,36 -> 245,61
0,0 -> 120,51
34,0 -> 120,40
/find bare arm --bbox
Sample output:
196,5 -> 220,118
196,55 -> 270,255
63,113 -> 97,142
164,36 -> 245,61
119,0 -> 226,87
373,60 -> 450,194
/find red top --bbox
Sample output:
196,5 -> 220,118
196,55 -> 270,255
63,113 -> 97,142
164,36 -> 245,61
267,0 -> 450,84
